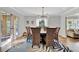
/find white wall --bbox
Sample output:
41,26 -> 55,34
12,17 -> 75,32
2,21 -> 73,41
48,16 -> 61,27
47,16 -> 67,37
18,16 -> 26,36
59,16 -> 66,37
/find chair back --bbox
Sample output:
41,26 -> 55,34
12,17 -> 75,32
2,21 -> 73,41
26,26 -> 32,36
31,27 -> 41,48
46,28 -> 57,49
54,27 -> 60,40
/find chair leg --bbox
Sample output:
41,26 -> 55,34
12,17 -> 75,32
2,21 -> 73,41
46,46 -> 48,51
32,45 -> 40,48
39,45 -> 40,48
52,45 -> 54,49
32,45 -> 33,48
48,47 -> 50,52
42,44 -> 44,49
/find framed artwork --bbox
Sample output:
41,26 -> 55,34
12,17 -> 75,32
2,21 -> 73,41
26,21 -> 29,24
31,21 -> 34,24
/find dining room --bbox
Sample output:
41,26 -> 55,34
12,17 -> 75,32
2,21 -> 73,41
1,7 -> 79,52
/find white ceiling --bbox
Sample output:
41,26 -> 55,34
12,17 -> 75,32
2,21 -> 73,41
10,7 -> 73,16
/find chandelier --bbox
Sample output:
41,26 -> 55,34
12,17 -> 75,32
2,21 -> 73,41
41,7 -> 47,18
39,7 -> 47,28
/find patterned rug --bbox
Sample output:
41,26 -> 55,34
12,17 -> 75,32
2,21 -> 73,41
8,39 -> 72,52
6,35 -> 73,52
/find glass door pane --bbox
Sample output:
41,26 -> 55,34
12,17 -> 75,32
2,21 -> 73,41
6,15 -> 10,35
14,16 -> 19,36
67,19 -> 74,30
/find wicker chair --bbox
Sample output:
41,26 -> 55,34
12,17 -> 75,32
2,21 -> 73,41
26,27 -> 32,42
46,28 -> 57,50
31,27 -> 41,48
54,27 -> 60,40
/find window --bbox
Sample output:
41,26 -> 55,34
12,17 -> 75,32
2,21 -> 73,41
14,16 -> 19,36
1,15 -> 10,35
66,17 -> 79,30
36,18 -> 48,27
26,21 -> 29,24
6,15 -> 10,34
